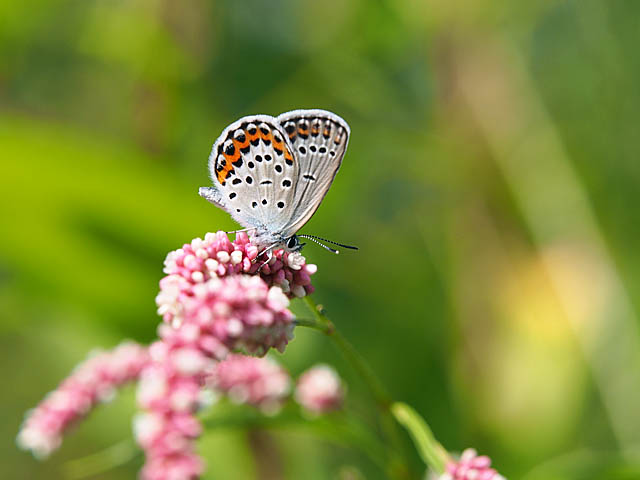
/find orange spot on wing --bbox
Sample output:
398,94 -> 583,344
224,150 -> 241,165
217,150 -> 240,183
247,129 -> 260,143
272,135 -> 284,151
260,130 -> 272,143
233,135 -> 249,151
284,148 -> 294,162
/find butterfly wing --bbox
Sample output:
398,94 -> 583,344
276,109 -> 350,237
201,115 -> 299,233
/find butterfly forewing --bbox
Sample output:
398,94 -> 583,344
277,109 -> 350,237
208,115 -> 299,232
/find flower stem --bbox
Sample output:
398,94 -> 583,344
302,298 -> 389,405
391,402 -> 449,474
301,296 -> 412,478
294,318 -> 330,333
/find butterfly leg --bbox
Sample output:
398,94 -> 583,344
255,245 -> 277,272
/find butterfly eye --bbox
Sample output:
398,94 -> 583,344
287,237 -> 298,249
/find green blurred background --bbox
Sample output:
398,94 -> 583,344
3,0 -> 640,478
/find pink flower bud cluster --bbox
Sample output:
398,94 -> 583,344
442,449 -> 506,480
209,354 -> 291,414
134,341 -> 210,480
17,341 -> 149,458
157,231 -> 316,328
180,275 -> 294,356
136,274 -> 295,479
18,232 -> 318,480
294,364 -> 344,414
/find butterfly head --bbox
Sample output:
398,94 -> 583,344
284,235 -> 305,252
248,227 -> 305,254
251,229 -> 356,256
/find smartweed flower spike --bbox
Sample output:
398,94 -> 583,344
294,364 -> 344,414
137,274 -> 295,479
178,274 -> 295,357
441,449 -> 506,480
157,231 -> 316,328
209,354 -> 291,414
17,342 -> 150,458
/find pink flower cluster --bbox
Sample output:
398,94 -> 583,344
294,364 -> 344,414
209,354 -> 291,414
175,274 -> 295,357
157,231 -> 316,328
442,449 -> 506,480
18,232 -> 319,480
17,341 -> 149,458
132,231 -> 316,479
136,273 -> 295,479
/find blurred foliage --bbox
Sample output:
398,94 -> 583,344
2,0 -> 640,478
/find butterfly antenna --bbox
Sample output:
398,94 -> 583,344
298,235 -> 359,253
299,236 -> 340,254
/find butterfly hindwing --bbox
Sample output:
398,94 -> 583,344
277,109 -> 350,237
207,115 -> 299,231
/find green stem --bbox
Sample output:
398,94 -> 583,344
391,402 -> 449,474
301,298 -> 390,406
301,296 -> 411,478
294,318 -> 330,333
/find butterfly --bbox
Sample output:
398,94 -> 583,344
199,109 -> 357,255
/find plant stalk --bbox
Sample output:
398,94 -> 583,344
301,296 -> 411,478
